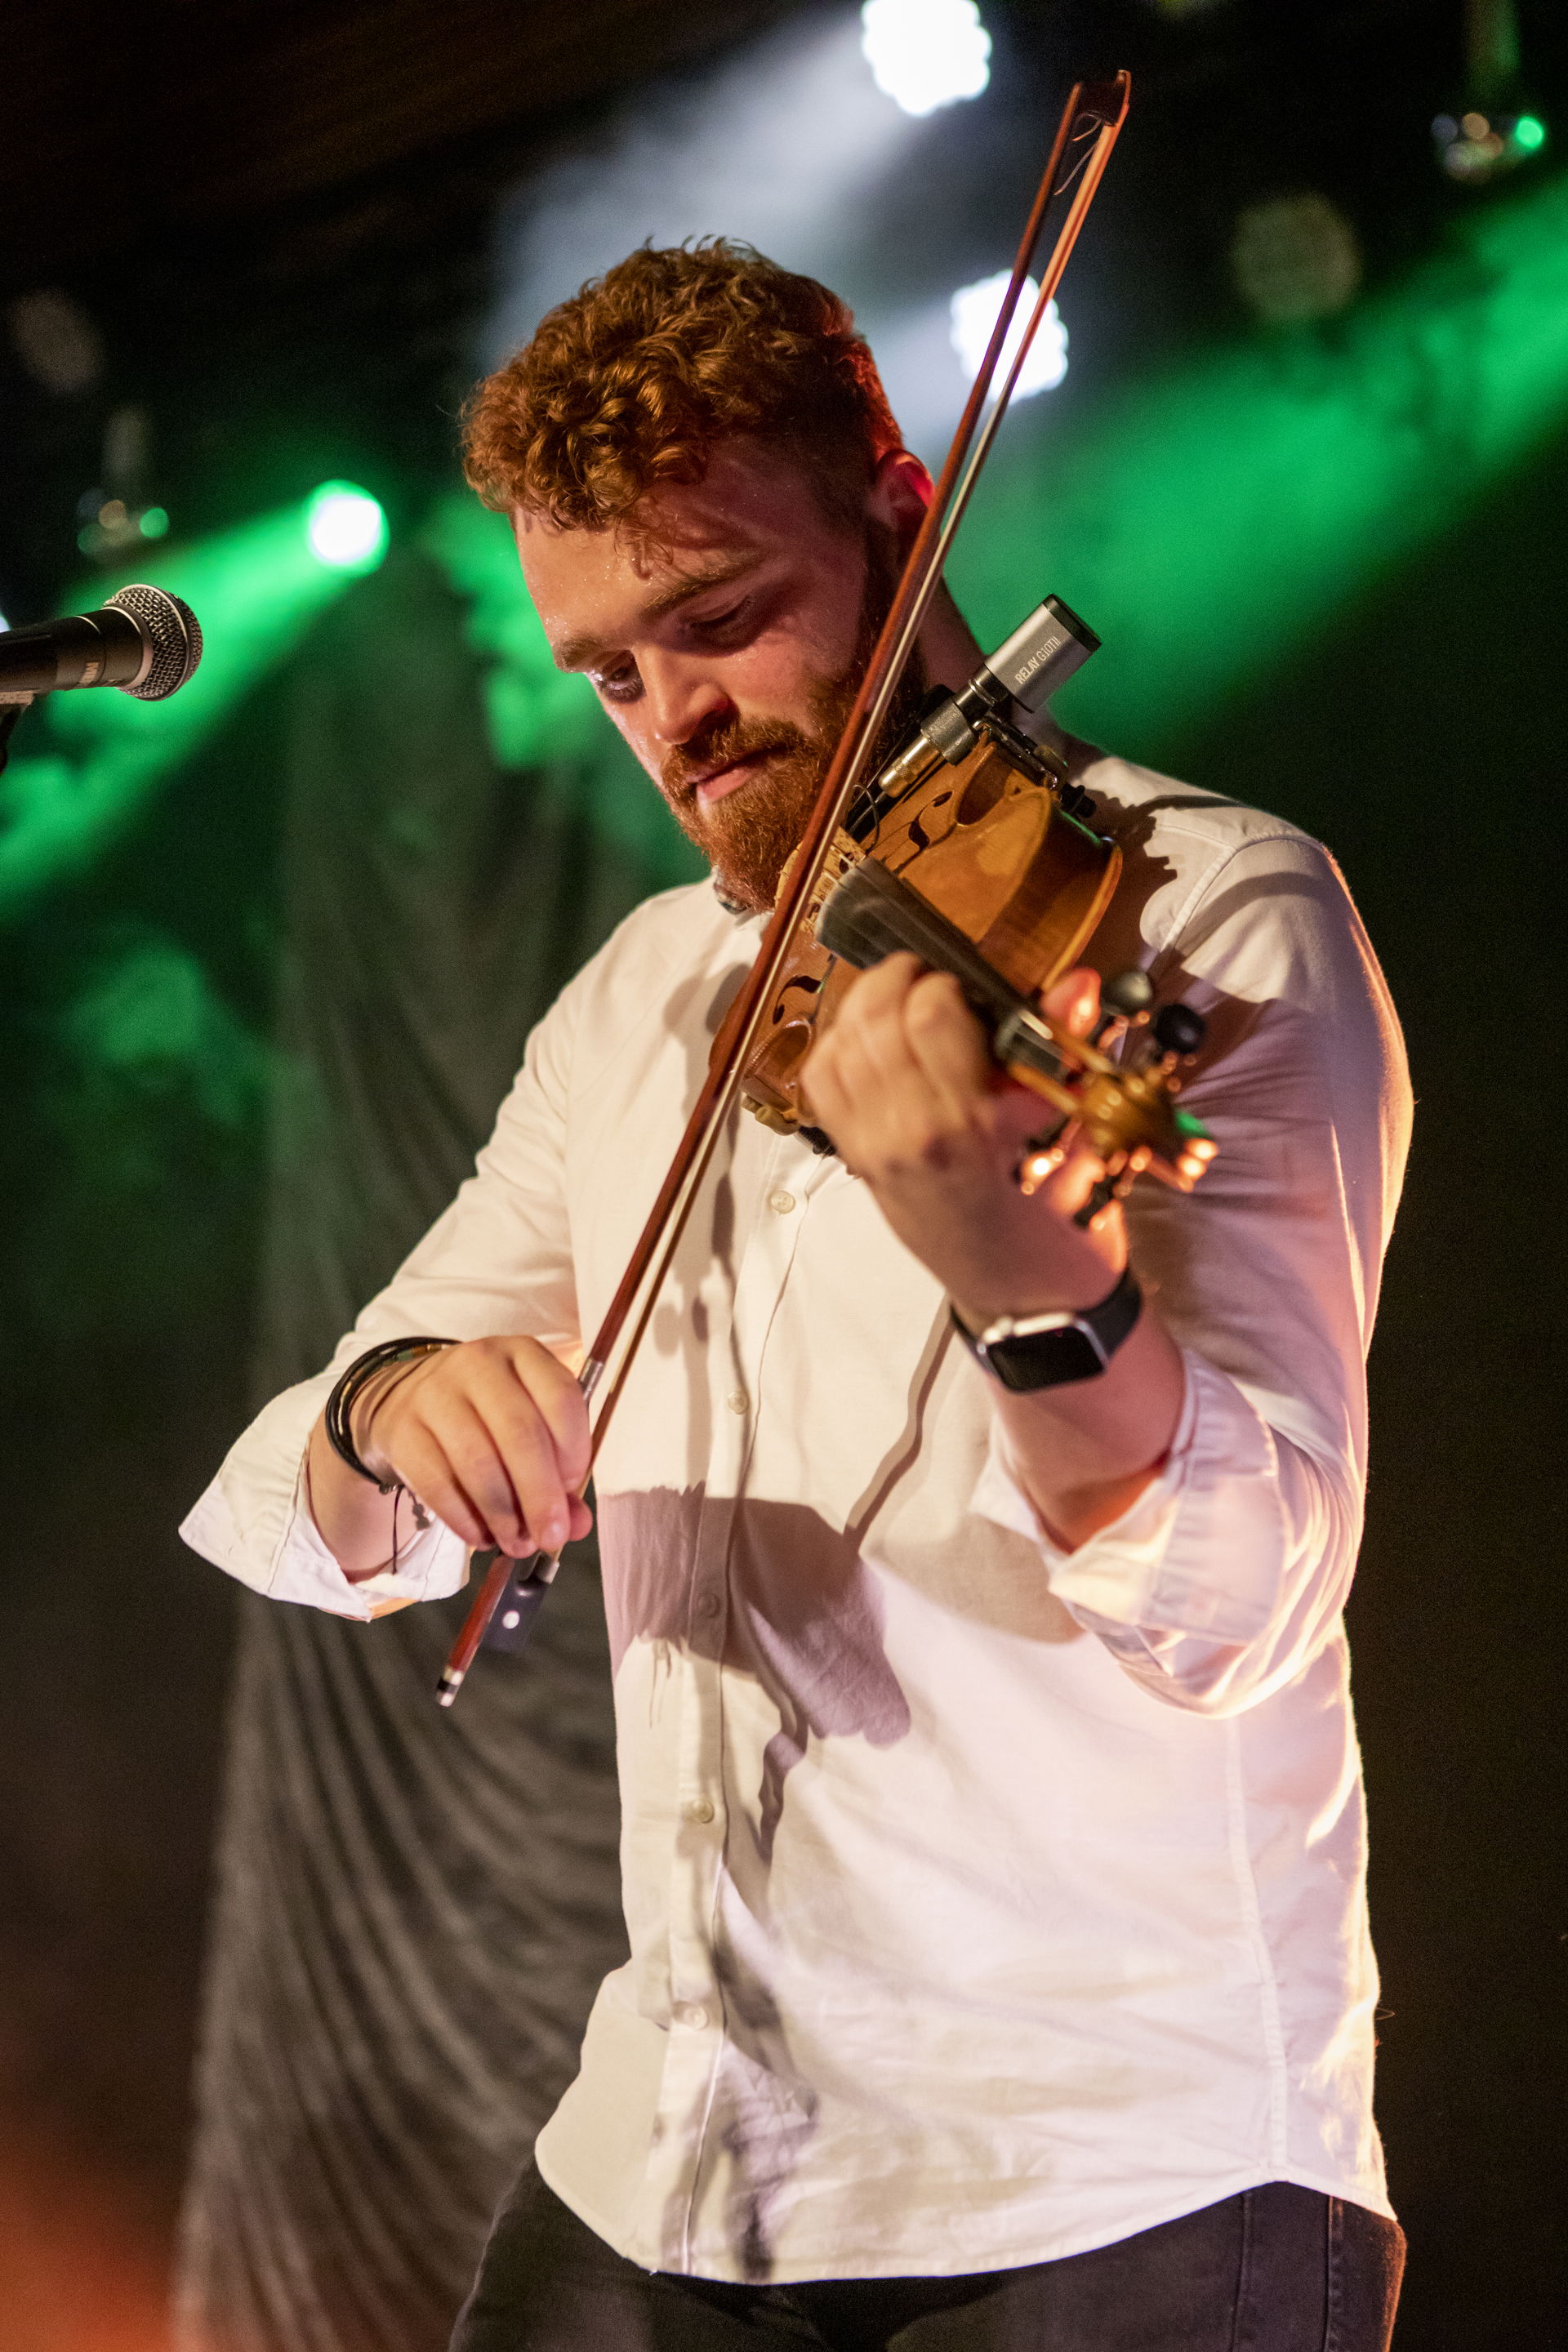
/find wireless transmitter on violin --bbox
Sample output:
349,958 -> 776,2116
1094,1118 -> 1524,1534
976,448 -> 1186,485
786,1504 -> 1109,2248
742,587 -> 1121,1142
850,595 -> 1102,841
949,593 -> 1101,729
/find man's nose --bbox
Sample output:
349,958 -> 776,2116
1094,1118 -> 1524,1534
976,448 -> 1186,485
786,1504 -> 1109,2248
641,655 -> 733,747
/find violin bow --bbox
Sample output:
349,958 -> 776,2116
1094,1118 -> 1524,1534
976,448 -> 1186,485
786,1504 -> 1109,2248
437,73 -> 1133,1704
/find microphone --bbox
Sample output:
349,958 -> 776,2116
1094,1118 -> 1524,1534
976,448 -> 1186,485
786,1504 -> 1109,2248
0,584 -> 203,701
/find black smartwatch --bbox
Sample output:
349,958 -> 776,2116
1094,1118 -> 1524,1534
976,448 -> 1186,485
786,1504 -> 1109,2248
951,1267 -> 1142,1392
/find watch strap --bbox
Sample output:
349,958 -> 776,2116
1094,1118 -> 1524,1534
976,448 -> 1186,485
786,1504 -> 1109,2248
951,1267 -> 1142,1392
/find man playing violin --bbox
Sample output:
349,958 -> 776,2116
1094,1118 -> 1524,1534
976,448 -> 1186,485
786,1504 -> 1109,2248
185,242 -> 1411,2350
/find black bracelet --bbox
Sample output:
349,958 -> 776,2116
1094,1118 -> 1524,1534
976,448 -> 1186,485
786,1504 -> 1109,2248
323,1336 -> 457,1489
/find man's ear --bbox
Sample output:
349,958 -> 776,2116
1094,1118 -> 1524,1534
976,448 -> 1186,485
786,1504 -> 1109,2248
866,448 -> 935,548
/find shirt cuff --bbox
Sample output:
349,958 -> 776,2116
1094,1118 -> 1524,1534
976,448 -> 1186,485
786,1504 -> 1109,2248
180,1450 -> 471,1623
971,1348 -> 1287,1644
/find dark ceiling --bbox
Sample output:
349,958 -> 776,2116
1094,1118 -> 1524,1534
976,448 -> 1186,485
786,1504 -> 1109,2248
1,0 -> 808,288
2,0 -> 1524,292
2,0 -> 1562,616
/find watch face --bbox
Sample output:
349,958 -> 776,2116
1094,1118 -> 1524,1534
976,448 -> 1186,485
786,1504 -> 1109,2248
988,1322 -> 1107,1392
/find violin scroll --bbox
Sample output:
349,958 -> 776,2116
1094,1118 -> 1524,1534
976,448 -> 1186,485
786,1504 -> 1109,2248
816,856 -> 1215,1200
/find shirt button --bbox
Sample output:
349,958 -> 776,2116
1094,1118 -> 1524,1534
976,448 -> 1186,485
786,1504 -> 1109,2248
694,1591 -> 721,1619
768,1188 -> 796,1215
684,1796 -> 715,1824
675,2002 -> 710,2031
726,1388 -> 747,1414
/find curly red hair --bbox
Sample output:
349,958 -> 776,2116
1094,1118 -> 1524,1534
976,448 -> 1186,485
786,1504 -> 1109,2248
461,239 -> 903,531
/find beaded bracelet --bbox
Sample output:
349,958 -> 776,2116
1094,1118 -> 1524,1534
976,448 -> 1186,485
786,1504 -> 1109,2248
323,1336 -> 457,1490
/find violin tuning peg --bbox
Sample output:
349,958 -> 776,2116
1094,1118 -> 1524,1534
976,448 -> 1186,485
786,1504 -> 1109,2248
1013,1114 -> 1071,1196
1071,1167 -> 1131,1228
1017,1142 -> 1067,1196
1090,968 -> 1152,1045
1152,1002 -> 1206,1058
1102,969 -> 1154,1021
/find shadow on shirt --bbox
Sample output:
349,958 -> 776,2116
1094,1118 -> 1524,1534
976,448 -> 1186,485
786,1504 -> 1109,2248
600,1486 -> 913,1864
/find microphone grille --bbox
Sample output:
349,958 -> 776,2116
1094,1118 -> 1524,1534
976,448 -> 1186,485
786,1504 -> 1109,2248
105,584 -> 203,701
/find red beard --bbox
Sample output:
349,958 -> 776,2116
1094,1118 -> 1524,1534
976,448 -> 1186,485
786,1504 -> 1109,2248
656,538 -> 926,914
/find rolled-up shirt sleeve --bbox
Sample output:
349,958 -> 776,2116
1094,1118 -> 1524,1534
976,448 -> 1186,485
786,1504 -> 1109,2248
973,825 -> 1412,1716
180,961 -> 586,1619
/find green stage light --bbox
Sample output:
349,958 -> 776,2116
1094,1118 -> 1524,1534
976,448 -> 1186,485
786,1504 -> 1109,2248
422,162 -> 1568,878
11,168 -> 1568,929
1433,106 -> 1548,182
305,482 -> 388,573
139,506 -> 170,540
1,505 -> 384,921
947,166 -> 1568,756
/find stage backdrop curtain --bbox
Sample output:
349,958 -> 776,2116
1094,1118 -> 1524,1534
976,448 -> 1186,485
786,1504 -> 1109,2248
175,544 -> 675,2352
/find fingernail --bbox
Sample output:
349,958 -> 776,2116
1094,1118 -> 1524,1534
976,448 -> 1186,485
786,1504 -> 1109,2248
543,1513 -> 567,1552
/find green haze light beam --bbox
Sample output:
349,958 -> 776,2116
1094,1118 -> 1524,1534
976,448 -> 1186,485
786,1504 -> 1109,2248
419,494 -> 706,889
7,170 -> 1568,920
0,508 -> 372,921
947,168 -> 1568,758
423,168 -> 1568,851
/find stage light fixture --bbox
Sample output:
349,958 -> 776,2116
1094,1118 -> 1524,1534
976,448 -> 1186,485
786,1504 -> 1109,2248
1432,0 -> 1546,185
1231,194 -> 1361,327
305,483 -> 388,573
860,0 -> 991,118
6,290 -> 104,397
76,494 -> 172,563
1432,107 -> 1548,180
949,273 -> 1067,399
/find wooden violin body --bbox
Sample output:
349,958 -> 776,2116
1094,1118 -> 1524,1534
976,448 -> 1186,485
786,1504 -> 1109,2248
737,717 -> 1120,1138
724,683 -> 1214,1200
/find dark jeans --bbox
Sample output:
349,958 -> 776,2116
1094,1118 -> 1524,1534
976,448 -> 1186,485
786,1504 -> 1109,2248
452,2163 -> 1405,2351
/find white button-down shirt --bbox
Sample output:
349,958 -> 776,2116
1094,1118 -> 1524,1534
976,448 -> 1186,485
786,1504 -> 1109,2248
182,752 -> 1411,2283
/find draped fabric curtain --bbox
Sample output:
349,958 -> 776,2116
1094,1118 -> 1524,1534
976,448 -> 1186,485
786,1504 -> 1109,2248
176,549 -> 648,2351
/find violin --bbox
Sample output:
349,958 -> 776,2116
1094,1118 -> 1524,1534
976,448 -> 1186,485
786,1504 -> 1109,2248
728,596 -> 1215,1201
438,68 -> 1213,1704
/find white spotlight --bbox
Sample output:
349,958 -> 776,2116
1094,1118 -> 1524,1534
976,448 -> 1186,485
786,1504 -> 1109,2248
860,0 -> 991,118
949,271 -> 1068,399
